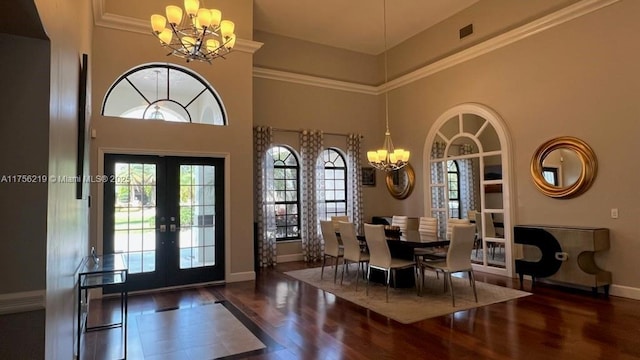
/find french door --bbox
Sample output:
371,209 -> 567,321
104,154 -> 225,292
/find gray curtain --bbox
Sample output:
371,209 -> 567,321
458,144 -> 477,218
347,133 -> 364,234
254,126 -> 277,267
431,141 -> 447,239
299,130 -> 324,262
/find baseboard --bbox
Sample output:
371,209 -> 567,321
227,271 -> 256,283
277,253 -> 304,263
0,290 -> 46,315
609,284 -> 640,300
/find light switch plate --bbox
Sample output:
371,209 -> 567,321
610,208 -> 619,219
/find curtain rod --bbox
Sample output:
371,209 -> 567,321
271,127 -> 361,138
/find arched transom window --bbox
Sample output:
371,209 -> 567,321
101,63 -> 227,125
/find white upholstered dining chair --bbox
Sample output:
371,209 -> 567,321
364,224 -> 417,302
320,220 -> 344,283
331,215 -> 350,233
418,223 -> 478,306
446,218 -> 470,241
338,221 -> 370,291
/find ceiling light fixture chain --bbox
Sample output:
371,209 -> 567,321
367,0 -> 410,172
150,0 -> 237,63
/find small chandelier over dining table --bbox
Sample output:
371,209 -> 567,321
150,0 -> 237,63
366,0 -> 410,172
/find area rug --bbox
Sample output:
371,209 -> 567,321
284,266 -> 530,324
135,302 -> 279,359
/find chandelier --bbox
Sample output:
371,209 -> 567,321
366,0 -> 410,172
150,0 -> 236,63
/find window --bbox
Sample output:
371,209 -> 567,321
321,148 -> 347,219
447,160 -> 460,218
101,63 -> 227,125
542,166 -> 559,186
269,146 -> 300,240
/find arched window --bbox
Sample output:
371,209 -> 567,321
447,160 -> 460,219
101,63 -> 227,125
268,146 -> 300,240
321,148 -> 347,219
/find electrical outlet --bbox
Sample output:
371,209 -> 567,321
610,208 -> 619,219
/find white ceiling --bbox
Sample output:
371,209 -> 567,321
253,0 -> 479,55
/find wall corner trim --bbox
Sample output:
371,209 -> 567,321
0,290 -> 46,315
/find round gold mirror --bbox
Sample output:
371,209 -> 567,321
530,136 -> 597,198
386,163 -> 415,199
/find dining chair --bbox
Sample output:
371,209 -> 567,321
391,215 -> 408,233
417,216 -> 438,242
338,221 -> 370,291
320,220 -> 344,283
484,213 -> 504,259
414,216 -> 445,259
331,215 -> 350,233
446,218 -> 470,240
418,223 -> 478,306
467,210 -> 478,222
473,212 -> 484,257
364,224 -> 417,302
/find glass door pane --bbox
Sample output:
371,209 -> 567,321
178,164 -> 217,269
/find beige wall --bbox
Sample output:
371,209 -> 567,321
37,0 -> 94,357
389,0 -> 640,289
252,0 -> 640,293
255,30 -> 380,85
0,0 -> 92,358
90,0 -> 255,279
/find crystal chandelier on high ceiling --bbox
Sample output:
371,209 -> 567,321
150,0 -> 237,63
366,0 -> 410,172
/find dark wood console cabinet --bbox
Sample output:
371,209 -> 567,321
514,225 -> 611,296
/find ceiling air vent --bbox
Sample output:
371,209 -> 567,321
459,24 -> 473,39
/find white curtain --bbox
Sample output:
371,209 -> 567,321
347,133 -> 364,234
299,130 -> 324,262
254,126 -> 277,267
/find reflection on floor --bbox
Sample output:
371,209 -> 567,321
80,295 -> 282,360
471,244 -> 506,268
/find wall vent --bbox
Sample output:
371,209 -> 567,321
459,24 -> 473,39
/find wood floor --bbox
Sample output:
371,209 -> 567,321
86,261 -> 640,359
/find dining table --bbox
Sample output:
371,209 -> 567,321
355,230 -> 450,288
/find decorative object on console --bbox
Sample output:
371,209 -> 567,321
150,0 -> 237,63
530,136 -> 597,198
514,225 -> 610,296
366,0 -> 410,172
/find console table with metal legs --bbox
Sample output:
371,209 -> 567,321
76,253 -> 128,359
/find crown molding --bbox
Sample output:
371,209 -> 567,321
255,0 -> 619,94
92,0 -> 263,54
253,68 -> 379,95
0,290 -> 45,315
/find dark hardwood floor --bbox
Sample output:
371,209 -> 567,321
86,261 -> 640,359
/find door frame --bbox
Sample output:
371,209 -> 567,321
94,148 -> 232,291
